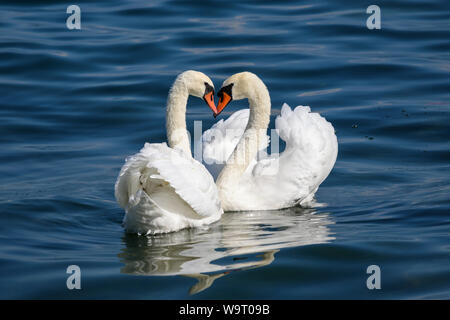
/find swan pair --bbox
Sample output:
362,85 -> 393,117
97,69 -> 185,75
115,70 -> 338,235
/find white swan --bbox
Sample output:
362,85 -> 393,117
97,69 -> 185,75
208,72 -> 338,211
115,70 -> 223,235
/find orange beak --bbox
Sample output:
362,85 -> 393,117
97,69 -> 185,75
203,91 -> 217,114
216,92 -> 232,118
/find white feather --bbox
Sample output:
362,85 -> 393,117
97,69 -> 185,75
217,104 -> 337,211
213,72 -> 337,211
114,71 -> 223,234
197,109 -> 269,180
115,143 -> 222,235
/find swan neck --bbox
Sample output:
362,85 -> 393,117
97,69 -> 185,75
166,81 -> 191,156
217,84 -> 271,191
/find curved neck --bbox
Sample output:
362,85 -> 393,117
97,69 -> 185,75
217,82 -> 271,189
166,80 -> 191,156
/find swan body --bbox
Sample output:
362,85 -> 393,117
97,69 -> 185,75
214,72 -> 338,211
115,142 -> 222,234
115,71 -> 223,234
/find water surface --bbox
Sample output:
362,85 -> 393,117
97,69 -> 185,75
0,0 -> 449,299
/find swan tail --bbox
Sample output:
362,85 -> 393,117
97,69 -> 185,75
276,103 -> 337,163
274,103 -> 338,205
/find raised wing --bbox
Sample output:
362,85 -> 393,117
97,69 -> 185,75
238,104 -> 338,209
198,109 -> 269,180
115,143 -> 222,234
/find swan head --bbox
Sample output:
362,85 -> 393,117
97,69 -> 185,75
216,72 -> 267,117
176,70 -> 217,113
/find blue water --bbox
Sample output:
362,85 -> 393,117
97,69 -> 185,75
0,0 -> 449,299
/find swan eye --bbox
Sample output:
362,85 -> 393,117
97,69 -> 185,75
204,83 -> 214,101
204,82 -> 214,95
216,84 -> 233,116
203,82 -> 218,114
218,83 -> 233,102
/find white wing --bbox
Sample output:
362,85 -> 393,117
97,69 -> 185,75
197,109 -> 269,180
115,143 -> 222,235
224,104 -> 338,211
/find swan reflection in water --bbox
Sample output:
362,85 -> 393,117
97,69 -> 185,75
118,206 -> 335,294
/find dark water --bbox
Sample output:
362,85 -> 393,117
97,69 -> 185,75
0,0 -> 449,299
